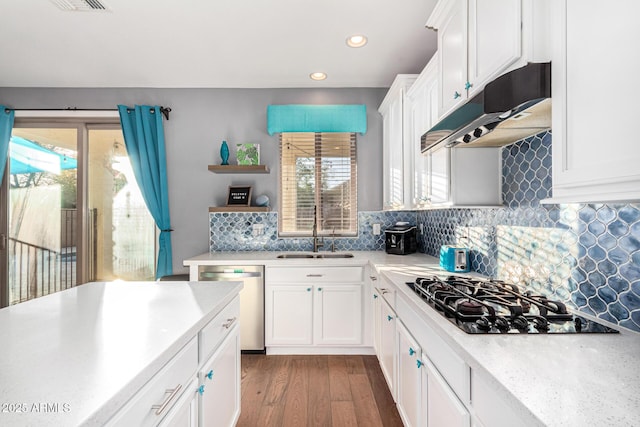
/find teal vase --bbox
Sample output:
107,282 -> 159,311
220,140 -> 229,165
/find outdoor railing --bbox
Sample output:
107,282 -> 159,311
8,237 -> 75,305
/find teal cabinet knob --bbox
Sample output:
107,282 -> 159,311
464,81 -> 473,90
417,360 -> 423,369
454,91 -> 461,99
387,315 -> 393,322
409,347 -> 416,356
307,288 -> 311,292
373,294 -> 378,299
318,287 -> 323,291
198,385 -> 205,395
206,370 -> 213,380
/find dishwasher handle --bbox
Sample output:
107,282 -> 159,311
199,271 -> 262,280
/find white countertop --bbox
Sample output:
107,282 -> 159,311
0,280 -> 242,427
184,250 -> 640,427
381,268 -> 640,427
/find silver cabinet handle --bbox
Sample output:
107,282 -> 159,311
223,317 -> 237,329
370,276 -> 377,281
380,289 -> 390,295
152,384 -> 182,415
306,274 -> 323,277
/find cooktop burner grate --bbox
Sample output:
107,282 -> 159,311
406,275 -> 619,334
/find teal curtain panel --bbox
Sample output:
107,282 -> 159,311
118,105 -> 173,279
0,106 -> 15,182
267,104 -> 367,135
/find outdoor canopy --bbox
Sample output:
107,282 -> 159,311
9,136 -> 77,175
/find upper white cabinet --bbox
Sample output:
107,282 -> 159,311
406,57 -> 439,209
549,0 -> 640,203
379,74 -> 418,210
427,0 -> 549,118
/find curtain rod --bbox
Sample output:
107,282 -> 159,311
6,106 -> 172,120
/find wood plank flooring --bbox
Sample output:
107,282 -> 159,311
238,355 -> 403,427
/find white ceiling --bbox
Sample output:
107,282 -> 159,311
0,0 -> 438,89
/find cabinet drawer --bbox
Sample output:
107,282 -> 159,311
267,266 -> 364,283
107,337 -> 198,427
396,295 -> 470,404
199,296 -> 240,362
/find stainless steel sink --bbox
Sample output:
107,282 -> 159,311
314,253 -> 354,259
276,254 -> 315,259
276,253 -> 354,259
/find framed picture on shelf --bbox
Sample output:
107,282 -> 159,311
226,185 -> 252,206
236,143 -> 260,165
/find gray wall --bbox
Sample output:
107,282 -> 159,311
0,87 -> 387,273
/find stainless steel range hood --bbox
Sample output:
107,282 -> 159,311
421,62 -> 551,153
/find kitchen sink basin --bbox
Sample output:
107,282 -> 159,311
276,253 -> 354,259
276,254 -> 315,259
314,253 -> 354,259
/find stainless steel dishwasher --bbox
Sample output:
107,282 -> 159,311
198,265 -> 264,353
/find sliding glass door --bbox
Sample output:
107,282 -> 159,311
0,120 -> 156,307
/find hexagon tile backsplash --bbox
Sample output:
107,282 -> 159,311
209,131 -> 640,332
417,131 -> 640,332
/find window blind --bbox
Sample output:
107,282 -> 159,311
279,132 -> 357,237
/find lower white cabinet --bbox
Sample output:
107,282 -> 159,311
423,354 -> 470,427
158,378 -> 198,427
379,297 -> 397,400
198,325 -> 241,427
265,266 -> 364,349
107,295 -> 241,427
266,285 -> 314,345
396,321 -> 422,427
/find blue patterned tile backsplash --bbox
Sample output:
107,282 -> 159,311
209,131 -> 640,332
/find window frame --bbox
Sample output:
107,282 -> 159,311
278,132 -> 358,238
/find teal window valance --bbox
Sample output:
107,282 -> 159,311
267,104 -> 367,135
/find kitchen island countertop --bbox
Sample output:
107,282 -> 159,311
0,280 -> 242,427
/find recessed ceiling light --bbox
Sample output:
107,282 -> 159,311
310,72 -> 327,81
346,35 -> 368,48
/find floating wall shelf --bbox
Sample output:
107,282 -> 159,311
208,165 -> 270,173
209,206 -> 270,213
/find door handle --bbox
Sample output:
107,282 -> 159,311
0,233 -> 5,251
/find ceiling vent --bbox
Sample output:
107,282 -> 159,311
49,0 -> 109,11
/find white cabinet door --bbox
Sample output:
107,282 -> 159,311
379,297 -> 397,400
396,321 -> 422,427
379,75 -> 417,210
438,0 -> 468,116
314,284 -> 362,345
429,145 -> 450,205
467,0 -> 522,96
158,378 -> 198,427
407,56 -> 439,209
199,327 -> 241,427
423,355 -> 470,427
550,0 -> 640,202
265,285 -> 313,345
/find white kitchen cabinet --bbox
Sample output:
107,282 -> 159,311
265,284 -> 314,345
548,0 -> 640,203
406,56 -> 439,209
396,321 -> 422,427
428,0 -> 547,119
157,378 -> 198,427
106,338 -> 199,427
265,266 -> 364,350
314,284 -> 362,345
379,74 -> 418,210
379,297 -> 397,400
198,326 -> 241,427
423,355 -> 470,427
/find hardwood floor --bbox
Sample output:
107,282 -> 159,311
238,355 -> 403,427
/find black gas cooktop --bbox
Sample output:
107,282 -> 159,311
406,275 -> 619,334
